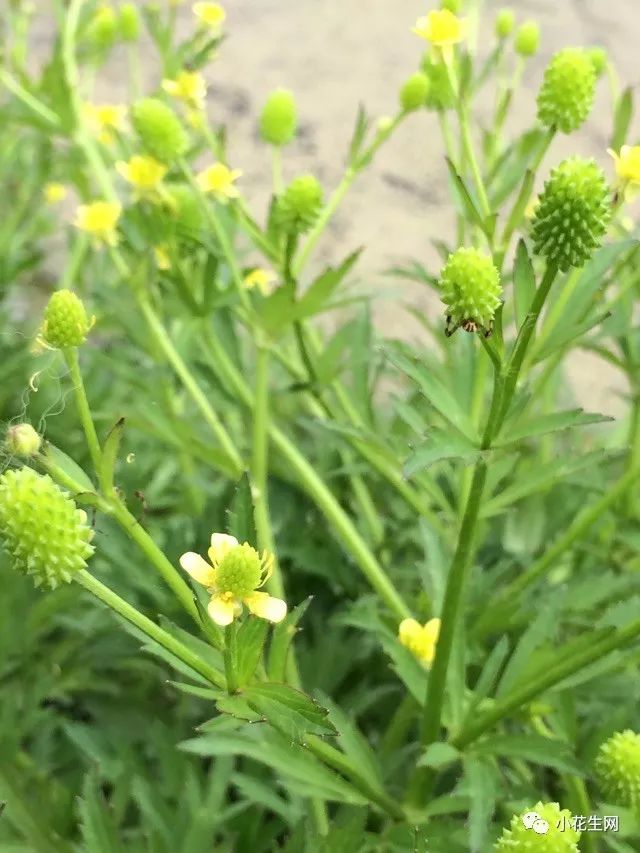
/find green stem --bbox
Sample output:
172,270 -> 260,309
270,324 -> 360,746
75,570 -> 224,688
223,624 -> 238,693
0,69 -> 60,129
137,296 -> 244,477
453,616 -> 640,747
564,776 -> 597,853
63,347 -> 103,479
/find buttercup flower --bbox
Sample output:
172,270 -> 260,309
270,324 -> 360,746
132,98 -> 188,162
180,533 -> 287,626
196,162 -> 242,202
595,729 -> 640,810
440,247 -> 502,335
193,2 -> 226,31
162,70 -> 207,111
494,801 -> 580,851
74,200 -> 122,247
44,182 -> 67,204
41,289 -> 93,349
398,618 -> 441,667
244,268 -> 277,296
608,145 -> 640,201
83,103 -> 127,145
116,155 -> 168,196
412,9 -> 468,62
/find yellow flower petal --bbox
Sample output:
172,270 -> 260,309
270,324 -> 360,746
193,2 -> 226,29
244,591 -> 287,623
423,617 -> 441,644
207,593 -> 237,626
609,144 -> 640,188
116,155 -> 168,191
179,551 -> 216,586
162,70 -> 207,110
196,163 -> 242,202
244,268 -> 277,295
73,201 -> 122,247
412,9 -> 467,48
209,532 -> 239,566
44,182 -> 67,204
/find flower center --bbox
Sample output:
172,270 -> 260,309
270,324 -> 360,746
216,544 -> 262,598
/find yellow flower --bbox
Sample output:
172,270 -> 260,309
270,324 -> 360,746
83,103 -> 127,144
608,145 -> 640,201
398,617 -> 441,667
193,2 -> 226,30
244,268 -> 277,296
154,245 -> 171,270
412,9 -> 468,61
73,200 -> 122,247
116,155 -> 168,195
44,183 -> 67,204
180,533 -> 287,626
162,70 -> 208,111
196,162 -> 242,202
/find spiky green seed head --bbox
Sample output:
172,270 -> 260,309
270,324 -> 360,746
42,290 -> 92,349
421,57 -> 456,111
132,98 -> 188,163
274,175 -> 323,235
537,48 -> 596,134
515,21 -> 540,57
440,0 -> 462,12
532,157 -> 610,271
0,468 -> 94,589
260,89 -> 297,147
495,9 -> 515,39
6,425 -> 41,458
216,544 -> 262,598
86,4 -> 118,51
399,72 -> 430,112
587,46 -> 608,78
439,248 -> 502,330
494,802 -> 580,852
166,184 -> 205,233
119,3 -> 140,41
595,730 -> 640,810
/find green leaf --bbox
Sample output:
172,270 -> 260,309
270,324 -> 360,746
419,742 -> 461,769
466,756 -> 496,853
611,87 -> 634,151
446,157 -> 486,234
100,417 -> 124,493
471,734 -> 584,775
496,409 -> 613,446
268,596 -> 313,682
260,280 -> 297,337
215,694 -> 263,723
44,442 -> 95,493
319,693 -> 383,787
294,250 -> 362,321
512,239 -> 536,330
235,617 -> 269,686
462,636 -> 509,726
348,104 -> 371,166
242,683 -> 337,740
385,346 -> 479,441
226,472 -> 256,545
403,428 -> 481,477
77,773 -> 122,853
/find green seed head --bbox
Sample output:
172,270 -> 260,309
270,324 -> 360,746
439,248 -> 502,330
421,57 -> 455,111
532,157 -> 611,272
119,2 -> 140,42
399,72 -> 430,112
587,46 -> 608,78
86,4 -> 118,51
495,9 -> 515,40
42,290 -> 92,349
440,0 -> 462,11
274,175 -> 323,235
515,21 -> 540,57
537,48 -> 596,134
216,543 -> 262,598
132,98 -> 188,163
0,468 -> 94,589
494,802 -> 580,852
166,184 -> 205,233
260,88 -> 298,147
6,425 -> 41,458
595,730 -> 640,810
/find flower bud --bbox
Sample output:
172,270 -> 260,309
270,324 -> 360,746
495,9 -> 515,39
514,21 -> 539,57
399,72 -> 430,112
274,175 -> 323,235
119,3 -> 140,41
440,0 -> 462,11
6,424 -> 41,458
0,468 -> 94,589
537,48 -> 596,134
494,801 -> 580,851
532,157 -> 610,271
439,248 -> 502,334
421,57 -> 455,111
595,730 -> 640,810
166,184 -> 205,233
587,46 -> 608,78
42,290 -> 92,349
132,98 -> 188,163
259,88 -> 297,147
86,4 -> 118,51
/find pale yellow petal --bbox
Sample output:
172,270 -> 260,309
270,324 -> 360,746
207,593 -> 237,626
398,618 -> 422,645
209,532 -> 239,565
422,617 -> 441,644
179,551 -> 215,586
244,591 -> 287,623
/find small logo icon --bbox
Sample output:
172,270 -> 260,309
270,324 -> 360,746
522,811 -> 549,835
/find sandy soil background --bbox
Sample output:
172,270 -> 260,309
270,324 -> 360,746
30,1 -> 640,414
